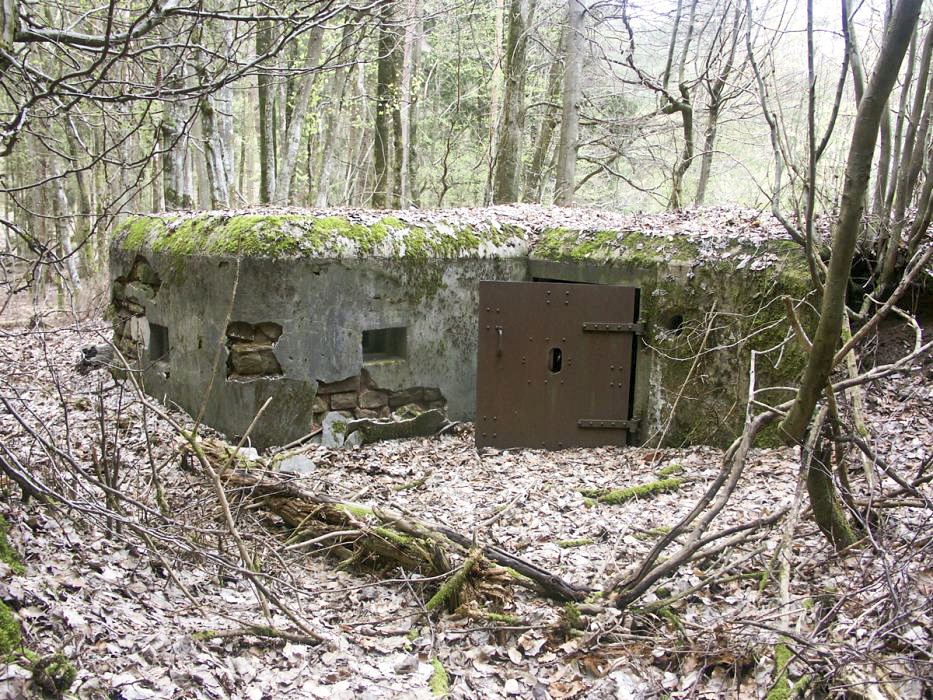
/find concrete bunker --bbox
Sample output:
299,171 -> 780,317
109,207 -> 814,449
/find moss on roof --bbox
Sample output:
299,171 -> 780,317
114,211 -> 530,260
112,205 -> 808,272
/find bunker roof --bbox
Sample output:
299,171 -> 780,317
114,205 -> 810,271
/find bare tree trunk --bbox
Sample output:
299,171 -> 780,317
779,0 -> 921,445
807,433 -> 857,550
62,120 -> 94,271
193,108 -> 211,209
257,13 -> 276,204
666,0 -> 697,210
200,94 -> 231,208
666,87 -> 693,211
373,1 -> 398,209
161,29 -> 193,211
391,43 -> 404,209
238,87 -> 256,203
273,26 -> 324,205
554,0 -> 584,207
407,17 -> 423,207
52,163 -> 80,290
314,21 -> 357,207
493,0 -> 537,204
876,19 -> 933,294
217,85 -> 235,202
485,0 -> 506,204
396,0 -> 420,207
662,0 -> 684,92
695,1 -> 741,205
523,31 -> 564,203
348,63 -> 370,206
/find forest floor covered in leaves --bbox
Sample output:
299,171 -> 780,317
0,305 -> 931,699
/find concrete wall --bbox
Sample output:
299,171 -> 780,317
110,247 -> 526,447
110,210 -> 813,449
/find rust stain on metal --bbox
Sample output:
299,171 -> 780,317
476,281 -> 639,450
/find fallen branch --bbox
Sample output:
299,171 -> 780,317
203,450 -> 590,604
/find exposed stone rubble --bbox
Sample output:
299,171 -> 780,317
312,368 -> 446,426
111,256 -> 161,359
225,321 -> 283,380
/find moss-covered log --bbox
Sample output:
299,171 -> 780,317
201,442 -> 589,603
580,478 -> 682,504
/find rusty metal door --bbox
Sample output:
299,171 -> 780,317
476,281 -> 640,450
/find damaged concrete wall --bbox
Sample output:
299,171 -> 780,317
109,212 -> 528,447
109,208 -> 813,449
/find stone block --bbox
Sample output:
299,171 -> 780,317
330,391 -> 358,410
312,395 -> 328,413
359,390 -> 389,409
255,322 -> 283,344
279,455 -> 315,476
388,387 -> 423,407
230,345 -> 282,376
422,387 -> 444,402
322,411 -> 351,448
227,321 -> 254,342
317,375 -> 360,395
354,408 -> 381,419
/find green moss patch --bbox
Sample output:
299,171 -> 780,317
656,464 -> 683,478
114,213 -> 524,261
0,600 -> 22,658
0,515 -> 24,574
534,228 -> 698,265
429,657 -> 449,696
579,478 -> 682,505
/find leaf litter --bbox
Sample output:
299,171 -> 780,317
0,312 -> 930,699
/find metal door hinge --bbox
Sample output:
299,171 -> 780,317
582,322 -> 645,335
578,418 -> 641,431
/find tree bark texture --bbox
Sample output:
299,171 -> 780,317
373,2 -> 398,209
806,439 -> 857,551
493,0 -> 536,204
554,0 -> 584,207
273,26 -> 324,205
210,460 -> 589,603
523,30 -> 564,203
314,21 -> 357,207
200,95 -> 231,209
257,14 -> 276,204
695,0 -> 741,205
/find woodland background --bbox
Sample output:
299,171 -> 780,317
0,0 -> 926,293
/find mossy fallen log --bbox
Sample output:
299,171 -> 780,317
429,658 -> 449,696
211,458 -> 589,604
427,550 -> 479,611
580,478 -> 682,504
